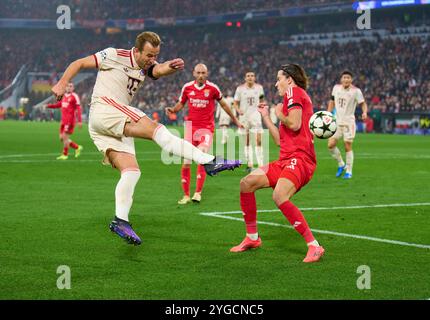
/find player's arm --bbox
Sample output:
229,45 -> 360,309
327,98 -> 335,113
46,101 -> 62,109
52,56 -> 97,100
276,103 -> 302,132
359,101 -> 368,120
152,58 -> 185,79
258,103 -> 280,146
219,98 -> 243,128
76,104 -> 82,128
165,101 -> 185,115
233,100 -> 243,115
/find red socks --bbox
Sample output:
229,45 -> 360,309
63,147 -> 69,156
181,167 -> 191,196
240,192 -> 257,234
195,165 -> 206,193
69,141 -> 79,149
278,201 -> 315,243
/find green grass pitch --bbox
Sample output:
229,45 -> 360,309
0,120 -> 429,299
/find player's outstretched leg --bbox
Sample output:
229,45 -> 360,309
274,178 -> 325,263
109,217 -> 141,245
126,119 -> 242,176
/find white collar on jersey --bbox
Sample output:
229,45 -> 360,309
194,80 -> 207,90
130,47 -> 139,69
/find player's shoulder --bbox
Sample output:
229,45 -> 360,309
206,80 -> 222,92
333,83 -> 342,90
71,92 -> 80,101
182,80 -> 195,88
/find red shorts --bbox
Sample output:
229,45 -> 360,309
60,123 -> 75,135
185,124 -> 213,148
262,156 -> 316,192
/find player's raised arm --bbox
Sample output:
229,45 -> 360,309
259,103 -> 280,146
52,55 -> 97,100
219,98 -> 243,128
152,58 -> 185,79
275,103 -> 302,132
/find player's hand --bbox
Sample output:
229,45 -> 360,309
165,107 -> 175,115
234,118 -> 244,129
169,58 -> 185,70
51,81 -> 67,101
275,103 -> 284,119
362,112 -> 368,121
258,103 -> 269,117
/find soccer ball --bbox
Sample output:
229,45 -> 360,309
309,111 -> 337,139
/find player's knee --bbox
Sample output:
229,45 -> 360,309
272,189 -> 289,206
240,176 -> 256,193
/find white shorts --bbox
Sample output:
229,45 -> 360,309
332,121 -> 356,142
88,99 -> 146,166
219,114 -> 231,126
237,112 -> 263,135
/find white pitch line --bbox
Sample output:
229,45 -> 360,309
199,202 -> 430,216
199,203 -> 430,250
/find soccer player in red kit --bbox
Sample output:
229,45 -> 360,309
46,82 -> 83,160
230,64 -> 325,263
166,63 -> 242,204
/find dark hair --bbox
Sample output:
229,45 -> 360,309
280,64 -> 308,90
135,31 -> 161,51
340,70 -> 353,78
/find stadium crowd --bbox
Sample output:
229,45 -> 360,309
0,0 -> 343,19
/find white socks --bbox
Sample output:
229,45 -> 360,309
221,127 -> 228,144
329,147 -> 345,167
307,240 -> 320,247
247,233 -> 259,241
153,125 -> 214,165
244,145 -> 253,167
115,170 -> 141,222
255,146 -> 264,167
345,150 -> 354,174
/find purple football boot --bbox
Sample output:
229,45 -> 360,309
204,156 -> 242,176
109,217 -> 142,245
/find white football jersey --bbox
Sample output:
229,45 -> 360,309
234,83 -> 264,117
216,96 -> 235,119
331,84 -> 364,124
91,47 -> 151,106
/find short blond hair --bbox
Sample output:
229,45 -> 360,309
135,31 -> 161,51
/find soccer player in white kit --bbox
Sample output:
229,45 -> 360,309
234,72 -> 265,171
327,70 -> 368,179
50,32 -> 241,245
216,92 -> 236,144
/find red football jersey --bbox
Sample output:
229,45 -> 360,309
279,86 -> 316,163
47,92 -> 81,125
179,80 -> 223,131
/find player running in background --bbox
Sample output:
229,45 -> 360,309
327,70 -> 368,179
216,91 -> 236,144
46,82 -> 83,160
234,72 -> 265,172
166,64 -> 242,204
230,64 -> 325,263
51,32 -> 241,245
